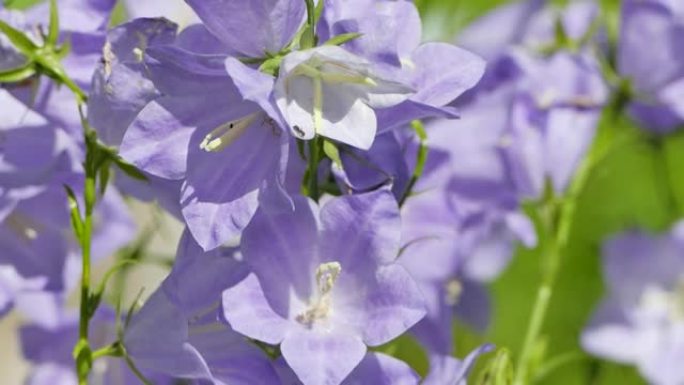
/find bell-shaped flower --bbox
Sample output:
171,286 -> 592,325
119,44 -> 291,251
222,189 -> 426,385
320,0 -> 485,131
19,299 -> 177,385
582,222 -> 684,385
124,232 -> 279,384
274,45 -> 412,150
618,0 -> 684,133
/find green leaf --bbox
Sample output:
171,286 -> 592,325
477,348 -> 514,385
0,62 -> 35,83
259,55 -> 283,76
90,260 -> 138,320
324,32 -> 363,47
323,139 -> 342,168
112,156 -> 148,181
64,185 -> 84,243
46,0 -> 59,46
0,18 -> 38,56
98,160 -> 111,196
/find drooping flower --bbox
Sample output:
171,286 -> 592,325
582,222 -> 684,385
222,189 -> 426,385
618,0 -> 684,133
320,0 -> 486,131
117,40 -> 291,250
123,231 -> 279,385
0,177 -> 135,320
19,299 -> 177,385
274,45 -> 411,150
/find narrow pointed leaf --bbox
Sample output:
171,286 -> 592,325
0,62 -> 35,83
324,32 -> 363,47
0,19 -> 38,56
47,0 -> 59,46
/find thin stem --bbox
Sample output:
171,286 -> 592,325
76,172 -> 96,385
92,342 -> 123,360
307,138 -> 321,201
304,0 -> 316,48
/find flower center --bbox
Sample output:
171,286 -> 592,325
296,261 -> 342,327
199,112 -> 261,152
444,279 -> 463,306
5,213 -> 39,242
287,59 -> 377,135
639,277 -> 684,322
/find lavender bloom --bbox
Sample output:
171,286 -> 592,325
503,52 -> 607,198
321,0 -> 486,131
0,178 -> 135,320
274,352 -> 420,385
582,222 -> 684,385
274,45 -> 411,149
124,231 -> 279,385
88,17 -> 178,146
118,42 -> 291,251
618,0 -> 684,133
20,301 -> 177,385
222,189 -> 426,385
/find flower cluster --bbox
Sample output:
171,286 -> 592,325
2,0 -> 684,384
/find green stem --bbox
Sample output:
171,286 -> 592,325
91,342 -> 123,360
304,0 -> 316,48
307,138 -> 321,201
513,106 -> 617,385
76,171 -> 96,385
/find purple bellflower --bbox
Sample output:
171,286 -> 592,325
618,0 -> 684,133
582,222 -> 684,385
274,45 -> 412,150
124,231 -> 279,385
222,189 -> 426,385
320,0 -> 486,131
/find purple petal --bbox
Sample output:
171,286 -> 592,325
186,0 -> 305,57
319,189 -> 401,270
240,195 -> 318,310
221,273 -> 290,345
281,328 -> 366,385
335,264 -> 427,346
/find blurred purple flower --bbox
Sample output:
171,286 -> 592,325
124,232 -> 279,384
582,222 -> 684,385
321,0 -> 486,131
20,301 -> 176,385
222,189 -> 426,385
618,0 -> 684,133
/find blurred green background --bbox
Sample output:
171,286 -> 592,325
4,0 -> 678,384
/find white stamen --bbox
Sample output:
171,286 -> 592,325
199,113 -> 260,152
444,279 -> 463,306
5,214 -> 39,242
296,262 -> 342,326
640,277 -> 684,322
